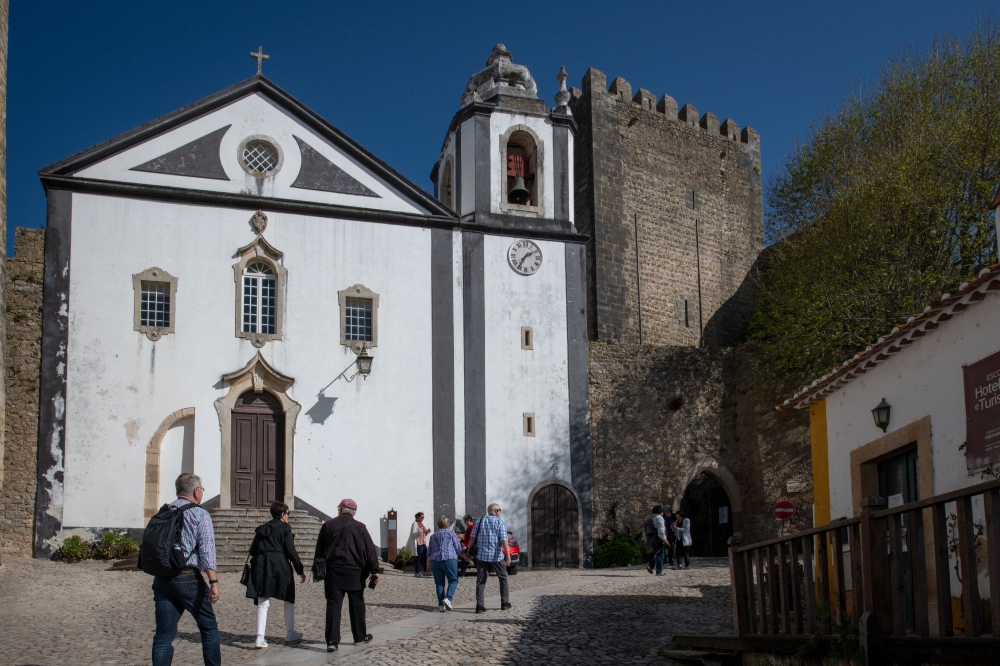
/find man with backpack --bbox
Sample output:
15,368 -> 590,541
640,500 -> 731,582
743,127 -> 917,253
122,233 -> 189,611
643,505 -> 667,575
141,473 -> 220,666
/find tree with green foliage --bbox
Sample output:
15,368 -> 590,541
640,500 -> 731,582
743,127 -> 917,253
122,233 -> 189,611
747,20 -> 1000,398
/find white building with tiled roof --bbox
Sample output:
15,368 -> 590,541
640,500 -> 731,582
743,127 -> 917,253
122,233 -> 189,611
780,259 -> 1000,526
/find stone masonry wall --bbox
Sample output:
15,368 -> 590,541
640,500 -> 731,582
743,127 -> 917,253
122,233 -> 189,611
589,342 -> 812,545
571,68 -> 763,348
0,228 -> 43,557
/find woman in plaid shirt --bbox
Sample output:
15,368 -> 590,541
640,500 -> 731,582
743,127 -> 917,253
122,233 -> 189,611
427,517 -> 463,611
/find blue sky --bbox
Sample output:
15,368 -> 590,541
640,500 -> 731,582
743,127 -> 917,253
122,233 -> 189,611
6,1 -> 998,254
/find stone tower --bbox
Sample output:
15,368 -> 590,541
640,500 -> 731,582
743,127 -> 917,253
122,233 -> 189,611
570,69 -> 763,347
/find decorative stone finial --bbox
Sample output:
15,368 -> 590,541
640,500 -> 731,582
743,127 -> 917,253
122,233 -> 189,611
250,210 -> 268,235
460,44 -> 538,107
554,66 -> 572,115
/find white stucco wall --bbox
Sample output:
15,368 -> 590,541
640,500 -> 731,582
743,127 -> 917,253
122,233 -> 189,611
63,194 -> 436,536
824,291 -> 1000,519
482,234 -> 571,542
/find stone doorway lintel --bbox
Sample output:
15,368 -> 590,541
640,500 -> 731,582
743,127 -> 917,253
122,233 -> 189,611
215,352 -> 300,509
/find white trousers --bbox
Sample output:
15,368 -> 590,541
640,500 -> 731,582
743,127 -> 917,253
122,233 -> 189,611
256,597 -> 295,637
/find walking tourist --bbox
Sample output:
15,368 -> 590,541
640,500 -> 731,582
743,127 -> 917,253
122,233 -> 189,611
428,516 -> 462,611
410,512 -> 432,577
459,514 -> 476,577
468,503 -> 511,613
315,499 -> 381,652
673,510 -> 692,569
643,505 -> 667,575
663,509 -> 677,566
247,501 -> 306,648
148,473 -> 221,666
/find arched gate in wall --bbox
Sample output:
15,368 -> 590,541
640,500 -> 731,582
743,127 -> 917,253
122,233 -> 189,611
529,482 -> 581,569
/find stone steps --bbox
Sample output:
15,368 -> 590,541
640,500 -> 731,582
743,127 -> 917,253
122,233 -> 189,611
210,508 -> 322,572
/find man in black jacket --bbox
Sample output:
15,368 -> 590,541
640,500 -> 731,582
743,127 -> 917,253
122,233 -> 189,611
314,498 -> 380,652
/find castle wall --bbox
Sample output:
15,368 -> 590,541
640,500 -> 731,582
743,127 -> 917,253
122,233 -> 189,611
570,68 -> 763,347
0,228 -> 43,557
588,342 -> 812,544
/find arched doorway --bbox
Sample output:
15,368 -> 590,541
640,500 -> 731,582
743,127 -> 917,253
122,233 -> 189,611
680,473 -> 733,557
231,390 -> 285,508
529,482 -> 580,569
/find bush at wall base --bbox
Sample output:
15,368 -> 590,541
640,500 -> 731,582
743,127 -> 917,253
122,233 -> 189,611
97,532 -> 139,560
592,533 -> 644,568
59,536 -> 92,563
394,547 -> 415,570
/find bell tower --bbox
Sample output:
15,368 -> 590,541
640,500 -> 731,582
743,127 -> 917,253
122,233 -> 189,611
431,44 -> 576,235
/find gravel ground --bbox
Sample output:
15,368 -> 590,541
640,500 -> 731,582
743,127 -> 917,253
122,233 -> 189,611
0,556 -> 734,665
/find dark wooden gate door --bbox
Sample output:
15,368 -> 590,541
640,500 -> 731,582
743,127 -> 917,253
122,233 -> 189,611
231,391 -> 284,508
530,484 -> 580,569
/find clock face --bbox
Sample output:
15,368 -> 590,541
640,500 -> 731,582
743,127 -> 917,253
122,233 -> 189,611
508,240 -> 543,276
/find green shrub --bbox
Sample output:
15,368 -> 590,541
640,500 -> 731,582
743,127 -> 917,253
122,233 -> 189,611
394,547 -> 415,570
97,532 -> 139,560
60,535 -> 92,563
592,533 -> 644,568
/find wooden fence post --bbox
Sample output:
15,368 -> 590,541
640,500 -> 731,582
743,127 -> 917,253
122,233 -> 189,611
860,495 -> 889,635
729,534 -> 749,636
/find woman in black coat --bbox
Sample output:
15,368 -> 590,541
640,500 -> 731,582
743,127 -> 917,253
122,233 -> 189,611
249,502 -> 306,648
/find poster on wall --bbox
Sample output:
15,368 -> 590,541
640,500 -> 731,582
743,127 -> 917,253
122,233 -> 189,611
964,349 -> 1000,469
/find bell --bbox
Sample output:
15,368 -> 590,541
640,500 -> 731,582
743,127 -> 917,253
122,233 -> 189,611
508,176 -> 531,204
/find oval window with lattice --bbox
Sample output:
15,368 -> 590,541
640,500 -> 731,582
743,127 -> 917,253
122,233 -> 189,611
241,140 -> 280,176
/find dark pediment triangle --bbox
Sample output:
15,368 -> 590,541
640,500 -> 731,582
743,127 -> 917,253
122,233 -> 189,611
130,125 -> 231,180
291,136 -> 379,197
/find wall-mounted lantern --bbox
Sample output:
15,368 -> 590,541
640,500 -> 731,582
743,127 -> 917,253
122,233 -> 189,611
354,344 -> 373,379
872,398 -> 891,432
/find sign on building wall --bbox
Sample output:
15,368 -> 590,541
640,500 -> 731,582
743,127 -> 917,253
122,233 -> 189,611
964,349 -> 1000,469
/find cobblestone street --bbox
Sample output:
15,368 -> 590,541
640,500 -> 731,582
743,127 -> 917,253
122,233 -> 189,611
0,557 -> 734,665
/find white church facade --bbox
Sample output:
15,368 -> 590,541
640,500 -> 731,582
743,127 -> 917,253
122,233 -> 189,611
33,46 -> 592,567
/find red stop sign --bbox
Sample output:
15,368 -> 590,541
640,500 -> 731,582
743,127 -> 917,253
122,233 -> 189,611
773,501 -> 796,520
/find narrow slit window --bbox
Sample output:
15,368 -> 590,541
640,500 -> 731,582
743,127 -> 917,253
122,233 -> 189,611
140,282 -> 170,328
523,413 -> 536,437
242,262 -> 276,334
521,326 -> 533,350
345,298 -> 373,342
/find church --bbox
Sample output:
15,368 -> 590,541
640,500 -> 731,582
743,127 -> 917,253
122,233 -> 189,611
30,45 -> 591,567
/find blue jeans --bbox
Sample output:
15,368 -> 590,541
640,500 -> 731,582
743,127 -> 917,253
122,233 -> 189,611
416,544 -> 428,574
650,542 -> 664,574
152,572 -> 221,666
431,559 -> 459,604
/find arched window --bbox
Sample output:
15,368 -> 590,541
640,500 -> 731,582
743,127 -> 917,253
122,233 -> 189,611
242,262 -> 277,334
501,128 -> 542,211
441,160 -> 454,210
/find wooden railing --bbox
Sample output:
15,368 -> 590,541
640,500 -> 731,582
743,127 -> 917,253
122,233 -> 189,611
728,478 -> 1000,640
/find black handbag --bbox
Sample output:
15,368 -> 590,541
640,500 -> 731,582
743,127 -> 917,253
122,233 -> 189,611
312,556 -> 327,582
240,536 -> 257,598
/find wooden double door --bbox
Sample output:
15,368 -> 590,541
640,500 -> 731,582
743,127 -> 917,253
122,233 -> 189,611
231,391 -> 285,508
530,484 -> 580,568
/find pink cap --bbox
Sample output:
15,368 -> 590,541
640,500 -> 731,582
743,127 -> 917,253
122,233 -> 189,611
338,498 -> 358,510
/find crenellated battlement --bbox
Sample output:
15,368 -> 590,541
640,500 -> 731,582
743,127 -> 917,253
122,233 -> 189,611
579,68 -> 759,149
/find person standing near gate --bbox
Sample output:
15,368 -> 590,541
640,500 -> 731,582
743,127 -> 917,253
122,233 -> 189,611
315,499 -> 380,652
672,510 -> 692,569
644,505 -> 667,575
468,503 -> 511,613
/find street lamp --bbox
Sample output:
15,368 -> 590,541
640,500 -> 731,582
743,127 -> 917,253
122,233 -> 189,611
871,398 -> 891,432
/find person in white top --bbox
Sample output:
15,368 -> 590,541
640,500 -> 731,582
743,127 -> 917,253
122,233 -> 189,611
410,513 -> 432,577
671,510 -> 692,569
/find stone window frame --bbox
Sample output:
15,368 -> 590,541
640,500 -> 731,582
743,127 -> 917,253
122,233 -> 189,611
338,283 -> 380,348
523,412 -> 536,437
849,415 -> 933,517
233,236 -> 286,348
521,326 -> 534,350
499,124 -> 545,216
237,134 -> 285,178
440,156 -> 454,210
132,267 -> 178,341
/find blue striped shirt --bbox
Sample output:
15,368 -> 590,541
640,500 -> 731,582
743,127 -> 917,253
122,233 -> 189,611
470,514 -> 507,562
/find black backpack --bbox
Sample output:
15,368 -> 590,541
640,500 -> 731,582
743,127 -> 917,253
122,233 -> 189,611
138,502 -> 200,578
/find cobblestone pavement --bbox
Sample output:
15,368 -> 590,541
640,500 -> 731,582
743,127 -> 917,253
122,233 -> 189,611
0,557 -> 733,665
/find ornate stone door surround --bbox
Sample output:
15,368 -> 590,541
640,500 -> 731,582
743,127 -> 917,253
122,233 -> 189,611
215,352 -> 300,509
